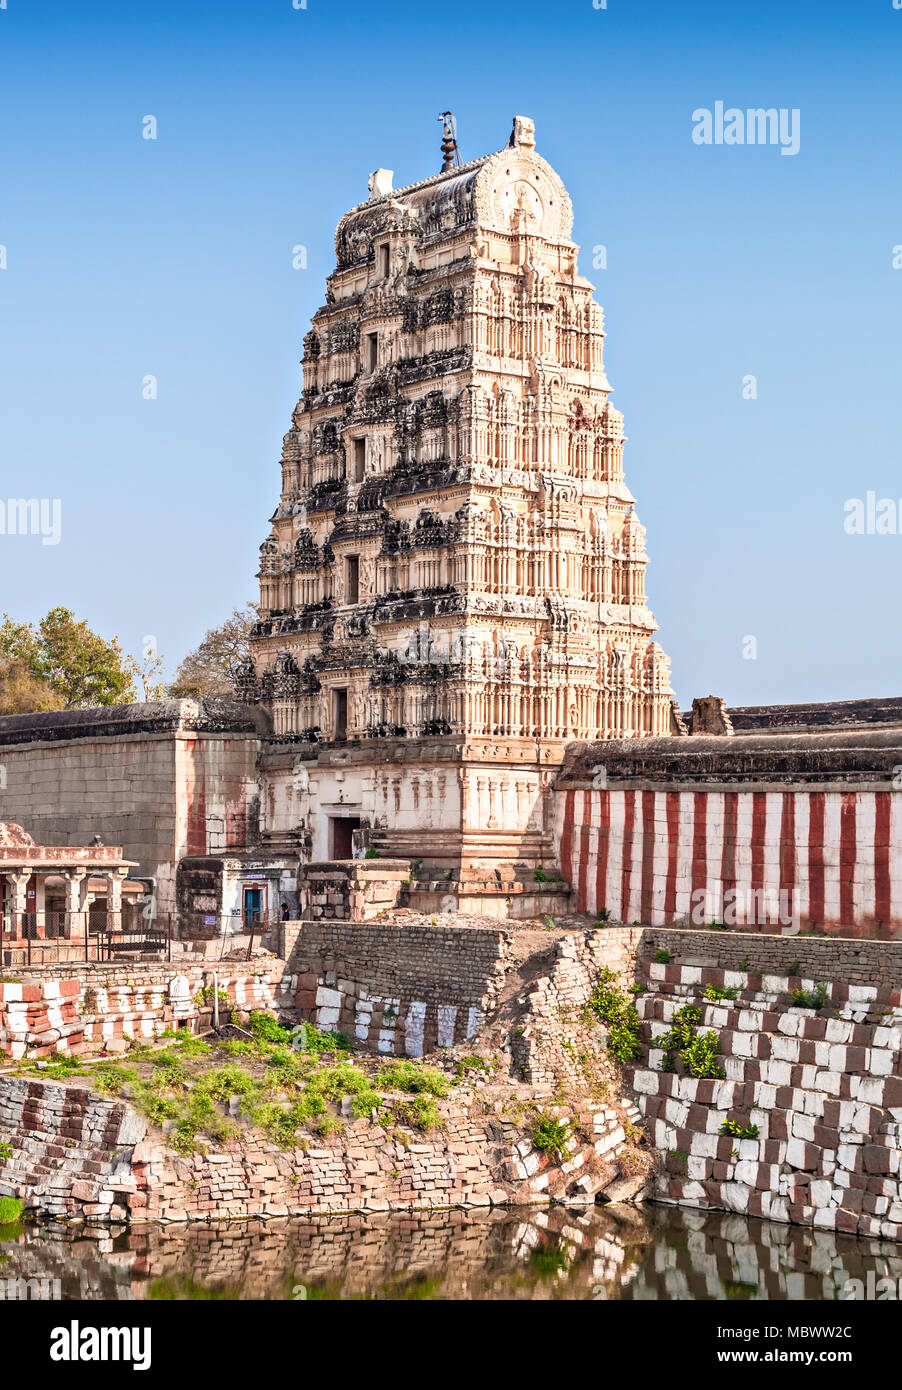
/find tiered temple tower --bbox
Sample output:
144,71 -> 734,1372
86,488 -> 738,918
238,115 -> 673,876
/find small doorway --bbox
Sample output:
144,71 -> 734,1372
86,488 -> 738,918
331,816 -> 361,859
243,885 -> 264,930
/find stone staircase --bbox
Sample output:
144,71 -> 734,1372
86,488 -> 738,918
0,1077 -> 144,1221
626,957 -> 902,1239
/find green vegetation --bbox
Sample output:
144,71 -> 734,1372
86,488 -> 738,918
42,1016 -> 455,1155
653,949 -> 671,965
703,984 -> 738,1002
195,985 -> 231,1008
0,1194 -> 24,1242
720,1118 -> 760,1140
0,1197 -> 23,1225
530,1113 -> 571,1158
454,1055 -> 491,1080
363,847 -> 380,859
376,1061 -> 448,1097
585,966 -> 644,1064
658,1004 -> 724,1079
681,1030 -> 725,1079
0,607 -> 141,710
789,982 -> 828,1010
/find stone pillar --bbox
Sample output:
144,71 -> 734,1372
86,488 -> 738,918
34,876 -> 46,938
105,868 -> 126,933
7,869 -> 30,937
64,869 -> 88,940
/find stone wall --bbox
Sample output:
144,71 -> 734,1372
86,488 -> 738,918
0,700 -> 266,919
509,927 -> 643,1089
0,1074 -> 635,1223
0,959 -> 291,1060
555,752 -> 902,935
281,919 -> 509,1055
627,942 -> 902,1240
297,859 -> 411,921
640,926 -> 902,990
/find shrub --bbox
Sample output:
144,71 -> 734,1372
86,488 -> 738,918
376,1061 -> 448,1097
654,949 -> 671,965
658,1005 -> 723,1078
704,984 -> 738,1002
92,1063 -> 138,1096
256,1101 -> 317,1149
392,1094 -> 440,1131
720,1118 -> 760,1140
586,966 -> 643,1064
607,1018 -> 644,1063
658,1004 -> 702,1054
789,982 -> 828,1010
194,985 -> 230,1008
296,1022 -> 350,1054
681,1030 -> 725,1080
247,1011 -> 293,1047
200,1065 -> 260,1105
530,1113 -> 571,1158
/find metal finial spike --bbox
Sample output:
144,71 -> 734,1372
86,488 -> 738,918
438,111 -> 461,172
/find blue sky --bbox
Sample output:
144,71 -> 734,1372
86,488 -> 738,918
0,0 -> 900,706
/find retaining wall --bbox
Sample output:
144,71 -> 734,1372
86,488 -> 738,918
554,728 -> 902,934
628,944 -> 902,1241
0,1075 -> 637,1223
281,920 -> 509,1056
0,960 -> 291,1060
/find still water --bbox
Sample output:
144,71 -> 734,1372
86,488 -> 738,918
2,1204 -> 900,1301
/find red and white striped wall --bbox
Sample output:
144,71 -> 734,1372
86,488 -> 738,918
554,788 -> 902,936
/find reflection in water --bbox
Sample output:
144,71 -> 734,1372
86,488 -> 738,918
2,1204 -> 902,1301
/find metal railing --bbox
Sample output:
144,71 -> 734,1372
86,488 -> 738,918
0,912 -> 172,967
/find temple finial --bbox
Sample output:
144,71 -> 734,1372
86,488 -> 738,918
438,111 -> 461,172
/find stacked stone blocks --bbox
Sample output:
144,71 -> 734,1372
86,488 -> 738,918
629,957 -> 902,1240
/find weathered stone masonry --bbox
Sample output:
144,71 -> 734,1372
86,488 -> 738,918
555,714 -> 902,934
0,1072 -> 634,1224
629,929 -> 902,1241
0,960 -> 291,1060
239,113 -> 673,879
282,919 -> 509,1055
0,700 -> 268,923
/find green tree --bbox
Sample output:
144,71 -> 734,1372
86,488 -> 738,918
0,656 -> 64,715
168,604 -> 257,699
0,608 -> 136,710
